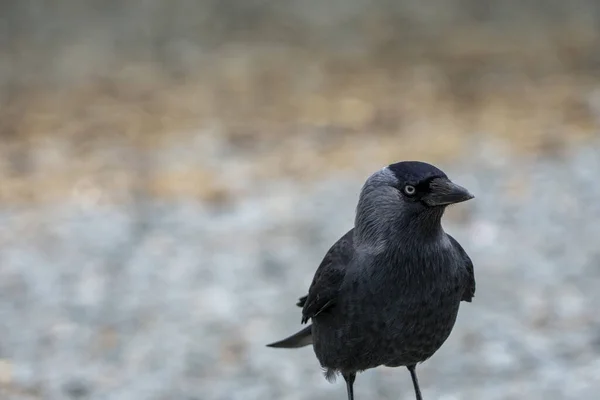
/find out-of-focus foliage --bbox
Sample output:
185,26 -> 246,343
1,1 -> 600,205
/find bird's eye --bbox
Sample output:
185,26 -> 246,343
403,185 -> 416,196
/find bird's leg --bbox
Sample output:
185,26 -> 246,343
407,365 -> 423,400
342,372 -> 356,400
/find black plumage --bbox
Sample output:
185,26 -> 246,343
267,161 -> 476,400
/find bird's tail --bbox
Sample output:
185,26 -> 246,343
266,325 -> 313,348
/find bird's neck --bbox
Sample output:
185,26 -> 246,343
354,192 -> 445,252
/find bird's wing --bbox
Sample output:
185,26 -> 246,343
448,234 -> 476,302
298,228 -> 354,324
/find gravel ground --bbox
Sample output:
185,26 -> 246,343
1,138 -> 600,399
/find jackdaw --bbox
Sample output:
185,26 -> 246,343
267,161 -> 476,400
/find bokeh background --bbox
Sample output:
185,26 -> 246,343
1,1 -> 600,399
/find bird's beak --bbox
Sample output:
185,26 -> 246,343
424,177 -> 474,207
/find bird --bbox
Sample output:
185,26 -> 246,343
266,161 -> 476,400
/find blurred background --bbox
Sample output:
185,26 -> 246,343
1,1 -> 600,399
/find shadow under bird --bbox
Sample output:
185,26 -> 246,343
267,161 -> 476,400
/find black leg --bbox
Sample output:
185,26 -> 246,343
407,365 -> 423,400
342,372 -> 356,400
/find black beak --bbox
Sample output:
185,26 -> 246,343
424,177 -> 474,207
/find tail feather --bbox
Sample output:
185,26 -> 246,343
266,325 -> 313,348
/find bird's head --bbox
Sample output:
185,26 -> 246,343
359,161 -> 473,219
355,161 -> 474,244
386,161 -> 474,208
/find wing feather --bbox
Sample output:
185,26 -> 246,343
448,234 -> 476,302
299,229 -> 354,323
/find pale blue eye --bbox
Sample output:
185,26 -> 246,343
404,185 -> 416,195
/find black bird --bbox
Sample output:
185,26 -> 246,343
267,161 -> 476,400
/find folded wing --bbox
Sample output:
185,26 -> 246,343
447,234 -> 476,302
298,229 -> 355,324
